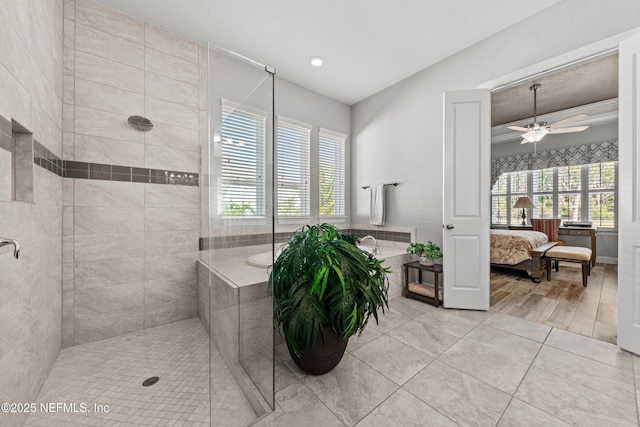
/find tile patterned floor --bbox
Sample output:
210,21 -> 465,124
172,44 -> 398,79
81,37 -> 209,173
254,296 -> 640,427
24,317 -> 255,427
18,294 -> 640,427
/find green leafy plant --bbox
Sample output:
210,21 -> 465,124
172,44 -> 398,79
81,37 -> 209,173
270,224 -> 390,357
406,241 -> 442,260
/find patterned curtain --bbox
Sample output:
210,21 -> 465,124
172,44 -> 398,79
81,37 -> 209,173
491,139 -> 618,186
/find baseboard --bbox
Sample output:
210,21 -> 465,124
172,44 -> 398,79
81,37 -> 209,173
596,256 -> 617,264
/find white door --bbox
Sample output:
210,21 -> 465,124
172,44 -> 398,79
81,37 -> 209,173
618,32 -> 640,356
443,89 -> 491,310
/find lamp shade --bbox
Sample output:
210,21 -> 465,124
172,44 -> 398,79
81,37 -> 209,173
513,196 -> 534,209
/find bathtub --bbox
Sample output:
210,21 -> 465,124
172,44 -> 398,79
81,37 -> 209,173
246,244 -> 407,268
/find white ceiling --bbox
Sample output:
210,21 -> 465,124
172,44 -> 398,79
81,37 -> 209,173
93,0 -> 564,105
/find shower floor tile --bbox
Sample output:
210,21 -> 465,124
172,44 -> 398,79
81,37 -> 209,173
24,317 -> 256,427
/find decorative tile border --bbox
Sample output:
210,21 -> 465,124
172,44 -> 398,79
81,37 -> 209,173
199,228 -> 411,250
64,161 -> 199,186
0,116 -> 11,152
0,114 -> 198,186
34,140 -> 63,177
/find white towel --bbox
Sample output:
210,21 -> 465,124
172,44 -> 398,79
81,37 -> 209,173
369,185 -> 385,225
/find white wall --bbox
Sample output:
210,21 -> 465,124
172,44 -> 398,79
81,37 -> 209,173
207,49 -> 351,235
351,0 -> 640,247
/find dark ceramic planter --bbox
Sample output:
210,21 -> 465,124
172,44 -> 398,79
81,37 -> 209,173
286,326 -> 348,375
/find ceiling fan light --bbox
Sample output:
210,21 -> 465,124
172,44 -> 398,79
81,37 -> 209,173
522,128 -> 549,143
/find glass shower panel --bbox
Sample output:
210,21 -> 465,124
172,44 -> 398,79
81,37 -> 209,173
205,44 -> 275,424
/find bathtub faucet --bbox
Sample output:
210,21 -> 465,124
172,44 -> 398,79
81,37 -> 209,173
0,238 -> 20,259
359,235 -> 380,256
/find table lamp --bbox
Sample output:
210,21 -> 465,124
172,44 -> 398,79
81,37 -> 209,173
513,196 -> 534,226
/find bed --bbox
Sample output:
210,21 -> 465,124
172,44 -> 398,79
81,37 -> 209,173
490,229 -> 558,282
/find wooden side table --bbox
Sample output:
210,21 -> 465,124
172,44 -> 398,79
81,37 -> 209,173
403,261 -> 443,307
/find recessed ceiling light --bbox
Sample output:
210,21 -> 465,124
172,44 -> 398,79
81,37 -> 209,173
310,56 -> 324,67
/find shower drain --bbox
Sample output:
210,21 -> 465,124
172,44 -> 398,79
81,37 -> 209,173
142,376 -> 160,387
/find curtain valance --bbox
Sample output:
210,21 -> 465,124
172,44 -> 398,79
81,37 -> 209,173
491,139 -> 618,186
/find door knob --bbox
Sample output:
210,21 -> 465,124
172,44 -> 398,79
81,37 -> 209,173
446,224 -> 455,230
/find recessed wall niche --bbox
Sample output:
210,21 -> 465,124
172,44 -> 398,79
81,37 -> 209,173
11,120 -> 34,203
0,116 -> 11,201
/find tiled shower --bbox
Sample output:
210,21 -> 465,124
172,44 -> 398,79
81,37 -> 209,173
1,0 -> 272,426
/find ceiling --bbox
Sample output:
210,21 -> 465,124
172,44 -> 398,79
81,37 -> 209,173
490,53 -> 619,144
491,54 -> 619,126
93,0 -> 563,105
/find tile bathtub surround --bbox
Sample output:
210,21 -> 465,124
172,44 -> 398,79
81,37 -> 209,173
200,228 -> 412,250
252,298 -> 640,427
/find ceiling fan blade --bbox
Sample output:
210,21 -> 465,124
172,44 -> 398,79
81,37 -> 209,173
548,114 -> 589,129
547,126 -> 589,134
508,126 -> 530,132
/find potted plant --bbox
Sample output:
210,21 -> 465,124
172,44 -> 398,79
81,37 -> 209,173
270,223 -> 390,375
406,241 -> 442,266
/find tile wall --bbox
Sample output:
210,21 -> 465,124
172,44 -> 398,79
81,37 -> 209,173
0,1 -> 64,426
62,0 -> 205,346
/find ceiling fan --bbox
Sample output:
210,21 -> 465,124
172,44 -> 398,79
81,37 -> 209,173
508,83 -> 589,144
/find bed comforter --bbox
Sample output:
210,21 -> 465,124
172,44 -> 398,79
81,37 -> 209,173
490,230 -> 548,265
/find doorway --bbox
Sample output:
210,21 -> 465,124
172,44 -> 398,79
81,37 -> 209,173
488,53 -> 619,344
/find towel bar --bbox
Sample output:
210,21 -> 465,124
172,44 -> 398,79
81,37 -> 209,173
362,183 -> 398,189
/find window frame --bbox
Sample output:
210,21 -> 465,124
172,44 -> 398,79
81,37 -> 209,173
218,100 -> 268,221
491,162 -> 618,230
318,127 -> 347,220
275,116 -> 312,221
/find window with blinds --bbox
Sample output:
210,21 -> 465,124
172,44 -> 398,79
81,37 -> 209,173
276,118 -> 311,216
490,161 -> 617,229
220,104 -> 266,217
491,174 -> 508,225
533,168 -> 554,219
588,161 -> 616,227
319,129 -> 346,216
557,165 -> 581,222
510,171 -> 528,224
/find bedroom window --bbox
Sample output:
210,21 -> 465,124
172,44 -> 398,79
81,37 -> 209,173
491,161 -> 617,229
588,162 -> 616,228
491,174 -> 508,225
509,171 -> 528,224
558,165 -> 582,223
532,168 -> 554,219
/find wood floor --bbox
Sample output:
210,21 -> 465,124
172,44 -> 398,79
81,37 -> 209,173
490,262 -> 618,344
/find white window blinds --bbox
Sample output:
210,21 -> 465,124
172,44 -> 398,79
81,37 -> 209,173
319,129 -> 346,216
276,118 -> 311,216
490,162 -> 617,228
588,162 -> 616,227
220,104 -> 266,217
491,174 -> 507,225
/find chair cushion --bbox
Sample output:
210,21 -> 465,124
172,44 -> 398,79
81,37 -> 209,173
546,246 -> 592,262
